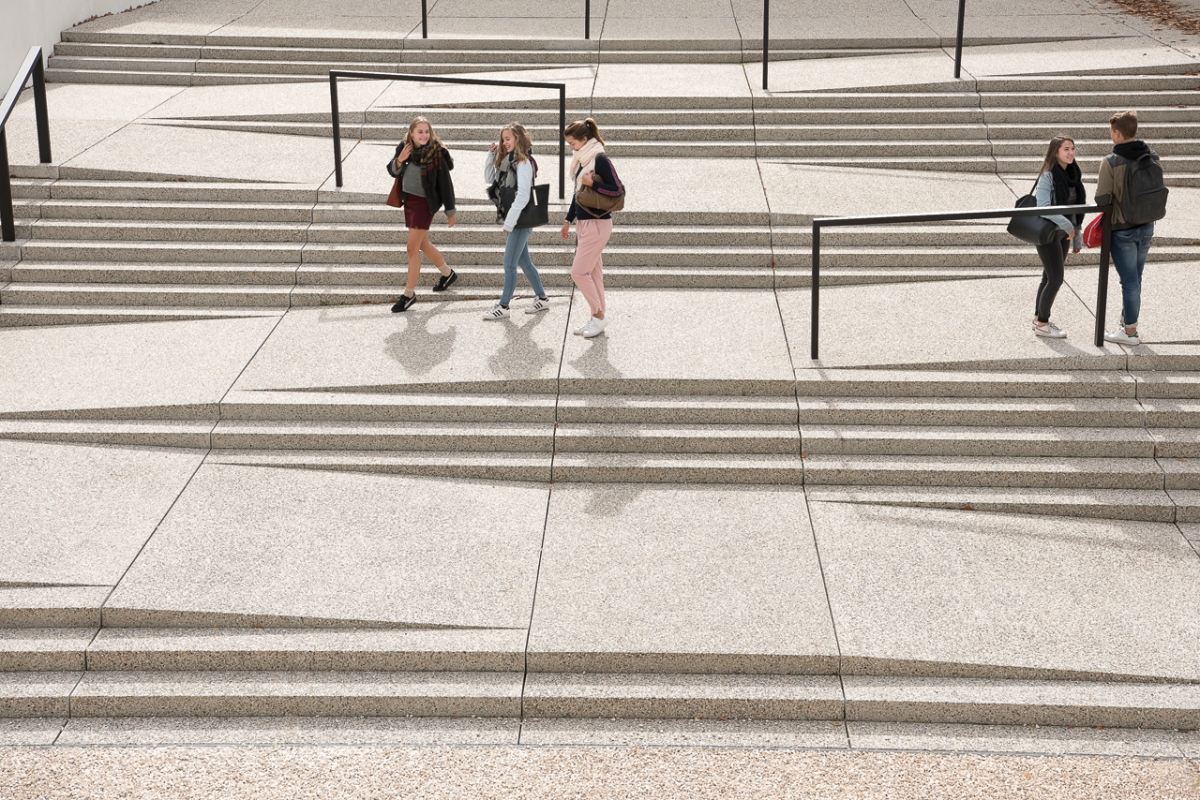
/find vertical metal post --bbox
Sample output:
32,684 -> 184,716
953,0 -> 966,79
762,0 -> 770,91
330,74 -> 344,188
558,86 -> 566,200
585,0 -> 590,39
31,55 -> 51,164
811,222 -> 820,360
0,130 -> 14,243
1094,211 -> 1112,348
421,0 -> 428,39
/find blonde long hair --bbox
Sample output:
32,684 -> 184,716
404,116 -> 443,151
493,122 -> 533,169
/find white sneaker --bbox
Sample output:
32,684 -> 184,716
1033,320 -> 1066,338
1104,329 -> 1141,346
581,316 -> 608,338
573,322 -> 589,335
482,303 -> 510,320
525,297 -> 551,315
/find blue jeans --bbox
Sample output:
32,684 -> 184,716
1111,223 -> 1153,327
500,226 -> 546,306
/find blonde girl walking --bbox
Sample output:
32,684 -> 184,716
386,116 -> 457,313
560,118 -> 619,338
482,122 -> 550,319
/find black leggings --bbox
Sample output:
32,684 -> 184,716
1035,237 -> 1069,323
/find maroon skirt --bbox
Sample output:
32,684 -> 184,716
403,193 -> 433,230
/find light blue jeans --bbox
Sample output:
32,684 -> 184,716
500,226 -> 546,306
1111,223 -> 1154,327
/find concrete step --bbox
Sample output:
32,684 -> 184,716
802,455 -> 1164,489
0,283 -> 293,308
67,670 -> 522,718
0,305 -> 283,327
0,629 -> 93,672
796,398 -> 1144,428
795,370 -> 1138,399
209,421 -> 556,451
84,628 -> 526,672
11,263 -> 299,285
804,485 -> 1179,522
802,426 -> 1155,458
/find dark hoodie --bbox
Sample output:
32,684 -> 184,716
1096,139 -> 1158,230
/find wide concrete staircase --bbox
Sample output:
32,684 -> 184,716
4,27 -> 1200,737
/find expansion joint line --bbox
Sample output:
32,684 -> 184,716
517,290 -> 575,741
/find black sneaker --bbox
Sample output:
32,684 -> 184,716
391,293 -> 416,313
432,269 -> 457,292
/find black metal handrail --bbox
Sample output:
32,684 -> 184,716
809,203 -> 1113,359
329,70 -> 567,201
1,47 -> 52,243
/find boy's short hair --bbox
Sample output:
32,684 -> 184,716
1110,110 -> 1138,139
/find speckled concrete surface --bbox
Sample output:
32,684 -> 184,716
1,745 -> 1197,799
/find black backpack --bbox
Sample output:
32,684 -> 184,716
1117,150 -> 1168,225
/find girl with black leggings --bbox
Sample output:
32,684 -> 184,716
1031,136 -> 1085,338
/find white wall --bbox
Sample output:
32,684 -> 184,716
2,0 -> 133,88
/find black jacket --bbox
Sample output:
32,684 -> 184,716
566,154 -> 619,222
387,144 -> 456,216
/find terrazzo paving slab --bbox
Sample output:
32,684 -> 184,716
1067,262 -> 1200,347
62,124 -> 347,184
846,721 -> 1191,758
427,0 -> 584,19
0,316 -> 280,416
951,36 -> 1198,76
520,718 -> 849,748
760,164 -> 1010,221
371,68 -> 597,109
615,158 -> 768,219
559,289 -> 794,393
1,747 -> 1197,800
527,485 -> 836,674
5,85 -> 185,167
103,464 -> 548,629
748,48 -> 958,93
407,18 -> 592,39
0,440 -> 204,587
0,587 -> 111,628
809,502 -> 1200,682
0,718 -> 64,745
592,64 -> 753,100
56,716 -> 519,745
145,80 -> 390,122
777,277 -> 1121,370
601,17 -> 743,41
230,301 -> 569,393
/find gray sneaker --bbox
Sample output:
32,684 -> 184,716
1104,329 -> 1141,346
1033,320 -> 1066,339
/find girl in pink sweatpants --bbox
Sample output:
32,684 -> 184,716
560,117 -> 620,339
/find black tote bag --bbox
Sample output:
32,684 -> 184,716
507,183 -> 550,229
1007,179 -> 1062,246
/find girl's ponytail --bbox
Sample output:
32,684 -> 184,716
565,117 -> 606,146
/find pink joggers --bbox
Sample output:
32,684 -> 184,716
571,217 -> 612,317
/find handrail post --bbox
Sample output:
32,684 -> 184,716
954,0 -> 966,79
762,0 -> 770,91
585,0 -> 590,39
421,0 -> 428,39
31,53 -> 51,164
559,85 -> 566,201
330,73 -> 343,189
811,222 -> 820,360
0,130 -> 14,242
1094,210 -> 1112,348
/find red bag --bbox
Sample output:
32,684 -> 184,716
1083,213 -> 1104,249
386,176 -> 402,208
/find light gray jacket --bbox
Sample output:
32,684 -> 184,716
1035,171 -> 1083,250
484,152 -> 534,232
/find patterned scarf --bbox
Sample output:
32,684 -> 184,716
410,141 -> 451,196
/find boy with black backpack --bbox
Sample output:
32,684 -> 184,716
1096,110 -> 1168,346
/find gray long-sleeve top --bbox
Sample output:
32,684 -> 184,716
1035,172 -> 1083,250
484,152 -> 534,232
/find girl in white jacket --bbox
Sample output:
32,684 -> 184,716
482,123 -> 550,319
